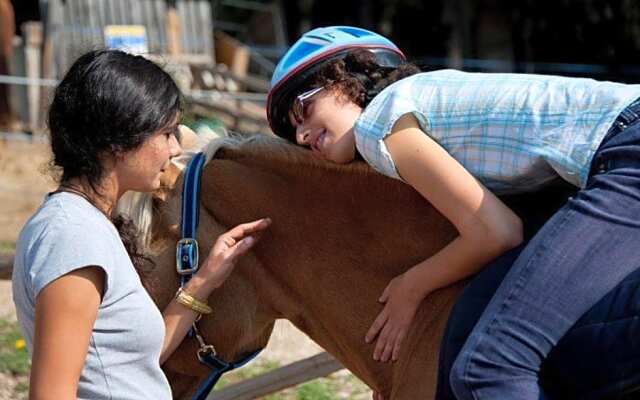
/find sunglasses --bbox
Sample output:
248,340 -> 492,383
291,87 -> 324,125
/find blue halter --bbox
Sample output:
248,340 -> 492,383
177,152 -> 262,400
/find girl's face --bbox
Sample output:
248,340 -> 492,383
114,121 -> 183,193
290,89 -> 362,164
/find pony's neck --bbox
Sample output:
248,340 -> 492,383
199,138 -> 462,396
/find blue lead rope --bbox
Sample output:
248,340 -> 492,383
192,348 -> 263,400
177,152 -> 262,400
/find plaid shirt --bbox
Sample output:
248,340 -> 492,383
354,70 -> 640,194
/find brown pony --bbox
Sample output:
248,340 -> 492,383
118,133 -> 575,399
116,134 -> 459,399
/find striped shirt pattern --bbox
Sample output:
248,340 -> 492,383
354,69 -> 640,193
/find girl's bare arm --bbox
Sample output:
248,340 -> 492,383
365,113 -> 523,363
384,113 -> 523,295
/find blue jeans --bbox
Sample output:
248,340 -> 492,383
437,244 -> 640,399
446,100 -> 640,400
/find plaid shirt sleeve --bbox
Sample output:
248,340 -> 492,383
354,80 -> 431,181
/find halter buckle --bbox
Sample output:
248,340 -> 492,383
197,345 -> 218,362
176,238 -> 199,275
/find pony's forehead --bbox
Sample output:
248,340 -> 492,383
172,125 -> 232,169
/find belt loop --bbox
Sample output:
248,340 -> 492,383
619,97 -> 640,126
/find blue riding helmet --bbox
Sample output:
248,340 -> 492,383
267,26 -> 406,140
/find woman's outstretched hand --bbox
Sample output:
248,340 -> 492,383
200,218 -> 271,288
365,271 -> 423,363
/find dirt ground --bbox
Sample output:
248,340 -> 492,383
0,139 -> 52,399
0,140 -> 56,243
0,138 -> 365,398
0,140 -> 53,318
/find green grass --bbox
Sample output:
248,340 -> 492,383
0,241 -> 15,254
15,381 -> 29,393
0,318 -> 30,375
296,380 -> 337,400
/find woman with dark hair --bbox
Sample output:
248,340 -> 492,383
12,49 -> 270,399
267,26 -> 640,399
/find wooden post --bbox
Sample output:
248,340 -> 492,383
0,0 -> 15,130
270,1 -> 287,48
444,0 -> 473,70
39,0 -> 57,128
22,21 -> 42,134
214,31 -> 250,79
207,352 -> 343,400
166,0 -> 181,56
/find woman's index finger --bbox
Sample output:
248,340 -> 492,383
227,218 -> 271,239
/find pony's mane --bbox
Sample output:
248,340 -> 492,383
116,134 -> 379,249
213,135 -> 375,177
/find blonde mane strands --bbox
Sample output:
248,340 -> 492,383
215,135 -> 375,179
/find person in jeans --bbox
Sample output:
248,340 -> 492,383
266,25 -> 640,399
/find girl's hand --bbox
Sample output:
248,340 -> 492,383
365,272 -> 423,362
199,218 -> 271,288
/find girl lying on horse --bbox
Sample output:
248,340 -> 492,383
267,26 -> 640,399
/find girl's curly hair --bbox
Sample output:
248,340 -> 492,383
309,49 -> 421,108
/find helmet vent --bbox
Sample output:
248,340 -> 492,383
304,34 -> 334,44
281,42 -> 324,71
337,27 -> 369,37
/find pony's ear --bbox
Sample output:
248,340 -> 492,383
154,124 -> 204,202
154,162 -> 182,202
178,124 -> 200,151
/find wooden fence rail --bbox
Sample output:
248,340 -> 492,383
208,352 -> 344,400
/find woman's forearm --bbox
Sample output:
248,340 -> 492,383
160,218 -> 271,364
160,272 -> 218,364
